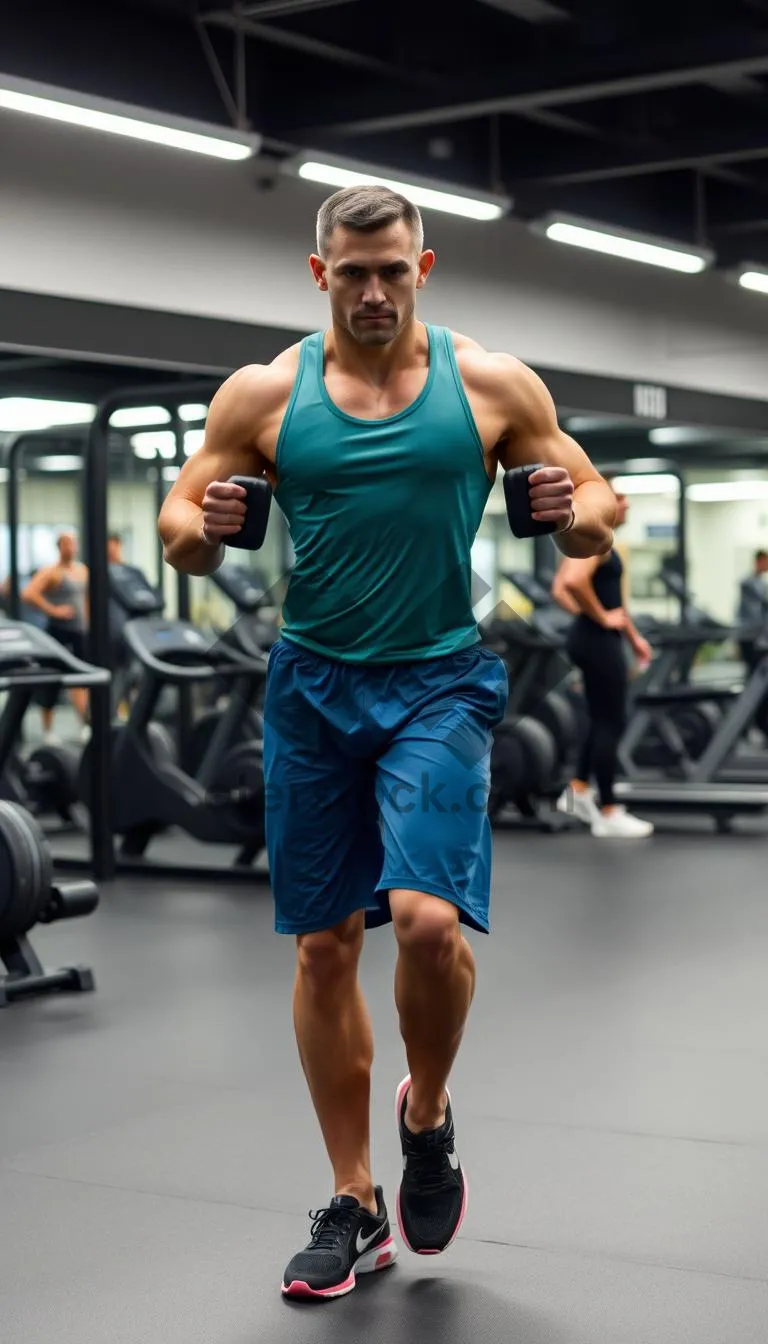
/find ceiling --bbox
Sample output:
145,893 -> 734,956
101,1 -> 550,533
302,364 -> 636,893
4,0 -> 768,265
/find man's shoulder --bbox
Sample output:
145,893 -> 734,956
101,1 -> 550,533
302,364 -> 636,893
224,344 -> 303,406
449,331 -> 538,400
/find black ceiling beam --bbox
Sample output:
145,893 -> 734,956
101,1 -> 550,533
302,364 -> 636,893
519,125 -> 768,186
203,8 -> 432,85
475,0 -> 570,21
289,30 -> 768,136
238,0 -> 362,15
712,215 -> 768,234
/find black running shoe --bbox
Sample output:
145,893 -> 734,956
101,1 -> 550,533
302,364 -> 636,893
395,1074 -> 467,1255
282,1187 -> 397,1300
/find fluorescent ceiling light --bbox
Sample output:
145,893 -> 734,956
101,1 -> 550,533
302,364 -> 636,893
0,73 -> 259,161
620,457 -> 674,473
110,406 -> 171,428
738,268 -> 768,295
564,416 -> 633,432
131,429 -> 204,459
184,429 -> 205,456
687,480 -> 768,502
131,431 -> 176,460
611,473 -> 679,495
649,426 -> 718,446
535,212 -> 712,273
36,455 -> 83,472
0,397 -> 95,431
179,404 -> 209,423
290,154 -> 510,221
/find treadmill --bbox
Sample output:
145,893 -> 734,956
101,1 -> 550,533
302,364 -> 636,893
615,631 -> 768,827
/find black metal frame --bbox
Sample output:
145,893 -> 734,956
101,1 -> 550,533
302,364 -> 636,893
86,380 -> 220,879
0,435 -> 114,881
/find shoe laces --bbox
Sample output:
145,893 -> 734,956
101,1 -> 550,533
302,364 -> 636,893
307,1206 -> 353,1250
405,1131 -> 455,1193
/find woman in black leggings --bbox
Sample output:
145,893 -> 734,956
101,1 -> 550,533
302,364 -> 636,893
553,486 -> 654,839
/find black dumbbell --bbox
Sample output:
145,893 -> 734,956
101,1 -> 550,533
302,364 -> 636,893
503,465 -> 557,539
225,476 -> 273,551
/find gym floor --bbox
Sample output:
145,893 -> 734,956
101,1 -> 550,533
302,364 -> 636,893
3,827 -> 768,1343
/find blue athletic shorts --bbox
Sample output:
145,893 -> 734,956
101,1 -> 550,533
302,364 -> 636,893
262,638 -> 509,937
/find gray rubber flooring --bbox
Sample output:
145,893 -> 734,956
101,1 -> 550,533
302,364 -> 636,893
3,829 -> 768,1341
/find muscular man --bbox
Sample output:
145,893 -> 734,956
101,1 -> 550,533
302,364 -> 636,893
23,532 -> 89,743
160,185 -> 615,1301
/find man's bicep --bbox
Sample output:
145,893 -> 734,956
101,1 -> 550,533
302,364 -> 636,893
499,423 -> 602,485
169,374 -> 267,507
497,366 -> 601,483
171,439 -> 258,507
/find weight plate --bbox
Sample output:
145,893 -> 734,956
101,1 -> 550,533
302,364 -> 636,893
532,691 -> 580,764
208,744 -> 265,846
25,745 -> 80,814
0,802 -> 51,938
513,716 -> 559,793
184,708 -> 262,777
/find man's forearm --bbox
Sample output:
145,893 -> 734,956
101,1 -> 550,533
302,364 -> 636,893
159,499 -> 225,577
555,481 -> 615,559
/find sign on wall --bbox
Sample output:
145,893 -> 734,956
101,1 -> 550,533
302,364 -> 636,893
633,384 -> 668,420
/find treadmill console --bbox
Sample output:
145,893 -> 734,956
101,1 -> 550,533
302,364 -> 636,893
109,564 -> 165,617
212,563 -> 266,614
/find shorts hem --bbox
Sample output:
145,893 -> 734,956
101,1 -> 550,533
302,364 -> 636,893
375,877 -> 490,935
274,902 -> 369,937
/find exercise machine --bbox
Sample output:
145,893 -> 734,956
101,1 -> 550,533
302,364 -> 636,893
0,621 -> 106,1003
182,561 -> 276,774
482,612 -> 582,830
79,616 -> 268,865
0,623 -> 110,831
0,800 -> 100,1006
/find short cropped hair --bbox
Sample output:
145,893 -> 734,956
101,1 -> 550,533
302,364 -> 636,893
107,532 -> 122,545
756,549 -> 768,562
316,185 -> 424,257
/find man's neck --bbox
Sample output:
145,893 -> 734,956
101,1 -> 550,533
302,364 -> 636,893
327,319 -> 425,386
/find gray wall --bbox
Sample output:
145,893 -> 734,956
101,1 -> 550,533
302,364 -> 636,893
1,115 -> 768,397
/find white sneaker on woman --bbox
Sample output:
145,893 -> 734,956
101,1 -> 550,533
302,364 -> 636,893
591,807 -> 654,839
557,785 -> 598,825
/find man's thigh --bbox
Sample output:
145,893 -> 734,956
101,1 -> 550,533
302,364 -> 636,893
375,654 -> 506,934
263,643 -> 383,935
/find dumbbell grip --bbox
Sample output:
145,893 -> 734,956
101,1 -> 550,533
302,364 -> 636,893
225,476 -> 273,552
503,464 -> 557,539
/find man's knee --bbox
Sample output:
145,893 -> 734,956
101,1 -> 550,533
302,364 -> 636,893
391,890 -> 461,969
296,912 -> 365,991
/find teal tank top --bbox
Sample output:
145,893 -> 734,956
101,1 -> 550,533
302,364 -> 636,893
274,324 -> 493,664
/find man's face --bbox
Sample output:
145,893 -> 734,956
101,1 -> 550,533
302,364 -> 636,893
310,222 -> 435,347
107,539 -> 122,564
58,533 -> 77,563
757,555 -> 768,575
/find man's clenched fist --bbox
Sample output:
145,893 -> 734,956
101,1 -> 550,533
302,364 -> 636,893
528,466 -> 575,531
201,480 -> 247,545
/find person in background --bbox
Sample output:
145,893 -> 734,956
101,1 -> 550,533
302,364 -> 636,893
552,484 -> 654,839
22,532 -> 90,743
737,549 -> 768,674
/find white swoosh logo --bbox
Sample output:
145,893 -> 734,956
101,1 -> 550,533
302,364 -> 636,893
448,1151 -> 460,1171
356,1227 -> 382,1255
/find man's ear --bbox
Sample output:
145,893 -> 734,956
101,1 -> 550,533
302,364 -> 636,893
309,254 -> 328,291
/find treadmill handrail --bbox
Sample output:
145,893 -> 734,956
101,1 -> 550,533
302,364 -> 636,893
0,621 -> 111,688
122,620 -> 267,683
